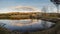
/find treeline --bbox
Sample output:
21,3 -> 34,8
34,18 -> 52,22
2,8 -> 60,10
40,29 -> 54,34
0,12 -> 41,19
41,13 -> 60,18
0,12 -> 60,19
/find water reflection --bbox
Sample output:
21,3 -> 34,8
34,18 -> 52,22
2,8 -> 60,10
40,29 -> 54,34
0,19 -> 55,32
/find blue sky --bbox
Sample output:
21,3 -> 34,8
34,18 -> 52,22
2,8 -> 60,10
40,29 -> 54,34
0,0 -> 57,13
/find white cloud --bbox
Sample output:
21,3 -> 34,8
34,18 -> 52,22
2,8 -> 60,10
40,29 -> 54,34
0,6 -> 41,13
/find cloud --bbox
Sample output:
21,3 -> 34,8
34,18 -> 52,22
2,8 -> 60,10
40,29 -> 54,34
0,6 -> 41,13
0,6 -> 57,13
10,6 -> 41,12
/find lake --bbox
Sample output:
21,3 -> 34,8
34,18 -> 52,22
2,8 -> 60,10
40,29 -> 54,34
0,19 -> 55,32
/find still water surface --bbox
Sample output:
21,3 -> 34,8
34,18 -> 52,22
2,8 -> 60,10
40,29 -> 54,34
0,19 -> 55,32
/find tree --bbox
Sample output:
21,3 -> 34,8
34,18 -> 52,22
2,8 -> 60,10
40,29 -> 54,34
41,6 -> 48,16
50,0 -> 60,13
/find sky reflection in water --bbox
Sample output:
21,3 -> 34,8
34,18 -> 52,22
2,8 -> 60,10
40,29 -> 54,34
0,19 -> 55,32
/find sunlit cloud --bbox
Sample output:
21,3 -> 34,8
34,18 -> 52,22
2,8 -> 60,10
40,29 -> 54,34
0,6 -> 41,13
0,6 -> 58,13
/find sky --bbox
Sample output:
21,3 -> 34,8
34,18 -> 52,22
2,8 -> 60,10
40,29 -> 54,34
0,0 -> 58,13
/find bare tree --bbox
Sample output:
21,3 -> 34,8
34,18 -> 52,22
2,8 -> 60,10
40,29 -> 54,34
41,6 -> 48,16
50,0 -> 60,13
